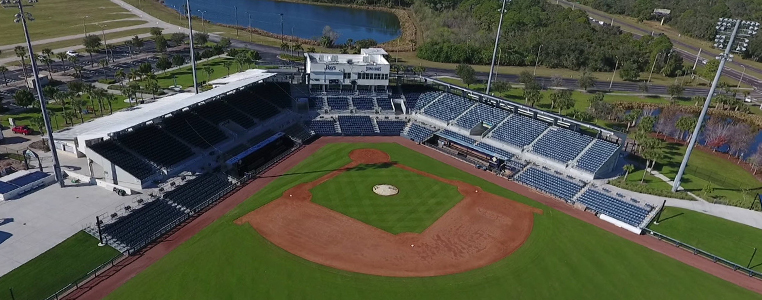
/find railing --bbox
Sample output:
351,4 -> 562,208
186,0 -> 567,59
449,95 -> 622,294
43,252 -> 127,300
644,228 -> 762,280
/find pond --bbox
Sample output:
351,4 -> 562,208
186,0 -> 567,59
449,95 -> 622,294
164,0 -> 402,44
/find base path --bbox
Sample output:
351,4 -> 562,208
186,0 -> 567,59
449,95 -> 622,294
235,149 -> 541,277
72,137 -> 762,299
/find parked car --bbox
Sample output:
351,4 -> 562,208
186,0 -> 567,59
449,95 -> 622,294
12,125 -> 33,135
65,50 -> 78,57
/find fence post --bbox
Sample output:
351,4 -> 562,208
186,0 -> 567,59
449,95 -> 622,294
747,247 -> 757,268
9,288 -> 15,300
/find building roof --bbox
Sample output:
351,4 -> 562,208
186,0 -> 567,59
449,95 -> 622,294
305,48 -> 389,66
53,74 -> 273,141
208,69 -> 273,86
361,48 -> 388,55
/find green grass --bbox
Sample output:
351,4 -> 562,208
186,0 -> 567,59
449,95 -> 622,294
620,142 -> 762,208
0,0 -> 139,46
0,28 -> 153,61
157,58 -> 235,88
106,143 -> 761,299
2,94 -> 133,129
649,207 -> 762,271
0,231 -> 120,300
310,165 -> 463,234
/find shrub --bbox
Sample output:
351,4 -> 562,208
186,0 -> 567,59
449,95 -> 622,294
608,178 -> 695,200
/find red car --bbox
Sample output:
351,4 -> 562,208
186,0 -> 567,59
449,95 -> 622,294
12,126 -> 33,135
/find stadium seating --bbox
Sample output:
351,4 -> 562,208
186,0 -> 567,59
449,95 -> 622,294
376,120 -> 407,135
412,91 -> 443,111
576,140 -> 620,173
531,128 -> 593,163
6,171 -> 49,187
89,140 -> 156,180
490,115 -> 549,148
194,100 -> 257,129
438,129 -> 477,145
248,130 -> 277,146
327,97 -> 350,110
577,190 -> 649,227
456,103 -> 511,129
283,123 -> 313,142
309,119 -> 339,136
406,123 -> 435,143
226,94 -> 281,122
376,97 -> 393,111
338,116 -> 376,135
473,143 -> 514,160
514,167 -> 583,201
102,200 -> 186,251
163,173 -> 232,212
117,126 -> 195,168
309,97 -> 324,109
401,84 -> 437,109
162,112 -> 227,149
504,159 -> 527,172
422,93 -> 474,121
352,97 -> 376,110
248,82 -> 292,108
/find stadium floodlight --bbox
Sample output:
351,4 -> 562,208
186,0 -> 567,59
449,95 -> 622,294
485,0 -> 510,95
186,0 -> 199,94
6,0 -> 64,187
672,18 -> 759,192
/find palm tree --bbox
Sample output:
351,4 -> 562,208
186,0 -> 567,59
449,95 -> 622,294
222,61 -> 232,76
0,66 -> 8,86
56,52 -> 68,72
622,164 -> 634,181
40,55 -> 55,80
203,66 -> 214,82
98,58 -> 109,75
91,88 -> 108,116
14,46 -> 29,85
48,109 -> 59,130
294,43 -> 303,55
115,69 -> 126,87
104,93 -> 117,114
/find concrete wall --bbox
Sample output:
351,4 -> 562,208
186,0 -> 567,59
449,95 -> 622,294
84,147 -> 145,191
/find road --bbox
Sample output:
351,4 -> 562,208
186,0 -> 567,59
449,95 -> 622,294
554,0 -> 762,99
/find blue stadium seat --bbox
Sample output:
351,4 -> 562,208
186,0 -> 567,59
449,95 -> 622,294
438,129 -> 476,145
376,120 -> 407,135
456,103 -> 511,129
531,128 -> 593,163
406,123 -> 435,143
327,97 -> 350,110
577,190 -> 649,227
490,115 -> 549,148
514,167 -> 583,201
337,116 -> 376,135
352,97 -> 376,110
309,119 -> 338,136
422,93 -> 474,121
576,140 -> 620,173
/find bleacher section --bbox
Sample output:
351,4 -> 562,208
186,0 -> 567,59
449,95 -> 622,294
490,115 -> 549,148
577,190 -> 649,227
309,119 -> 338,136
162,112 -> 227,149
309,97 -> 324,109
376,97 -> 393,111
456,103 -> 510,129
401,85 -> 438,109
338,116 -> 375,136
422,93 -> 474,121
117,126 -> 195,168
327,97 -> 350,110
473,142 -> 514,160
531,128 -> 593,163
89,140 -> 156,180
376,120 -> 407,135
576,140 -> 620,173
352,97 -> 376,110
515,167 -> 584,201
102,200 -> 186,251
412,91 -> 443,110
406,123 -> 435,143
163,173 -> 232,212
438,129 -> 477,145
250,82 -> 292,108
226,93 -> 281,122
195,100 -> 256,129
283,123 -> 312,142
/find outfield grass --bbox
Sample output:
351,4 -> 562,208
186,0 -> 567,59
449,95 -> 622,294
0,0 -> 139,46
621,142 -> 762,207
106,143 -> 761,299
649,207 -> 762,271
0,231 -> 120,300
311,164 -> 463,234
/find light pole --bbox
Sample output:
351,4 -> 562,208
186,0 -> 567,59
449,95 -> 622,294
533,44 -> 542,76
672,18 -> 759,192
738,64 -> 746,88
248,13 -> 252,42
609,56 -> 618,90
197,10 -> 206,33
96,23 -> 110,62
693,48 -> 702,70
279,13 -> 284,45
234,6 -> 239,37
82,15 -> 89,35
647,52 -> 663,84
187,0 -> 199,94
485,0 -> 509,94
10,0 -> 64,187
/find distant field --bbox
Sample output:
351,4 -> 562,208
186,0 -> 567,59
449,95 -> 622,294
649,207 -> 762,271
0,0 -> 140,46
106,142 -> 761,300
0,231 -> 120,300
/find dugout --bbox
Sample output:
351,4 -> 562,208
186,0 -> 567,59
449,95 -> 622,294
226,132 -> 295,177
433,132 -> 504,171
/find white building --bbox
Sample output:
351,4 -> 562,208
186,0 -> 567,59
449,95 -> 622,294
304,48 -> 390,93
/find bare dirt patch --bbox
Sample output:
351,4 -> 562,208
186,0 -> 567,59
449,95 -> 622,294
235,148 -> 543,277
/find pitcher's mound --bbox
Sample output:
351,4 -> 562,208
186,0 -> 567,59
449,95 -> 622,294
373,184 -> 399,196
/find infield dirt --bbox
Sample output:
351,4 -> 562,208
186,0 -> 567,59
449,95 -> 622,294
235,149 -> 542,277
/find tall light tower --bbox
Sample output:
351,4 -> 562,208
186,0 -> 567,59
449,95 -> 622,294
7,0 -> 64,187
186,0 -> 199,94
672,18 -> 759,192
485,0 -> 509,94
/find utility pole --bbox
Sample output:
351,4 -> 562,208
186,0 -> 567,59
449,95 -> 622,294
609,56 -> 619,90
533,44 -> 542,76
198,10 -> 207,33
187,0 -> 199,94
486,0 -> 509,94
673,19 -> 747,192
13,0 -> 64,187
647,52 -> 662,84
248,13 -> 252,42
82,15 -> 89,35
280,13 -> 284,45
234,6 -> 239,37
693,48 -> 702,70
738,65 -> 746,88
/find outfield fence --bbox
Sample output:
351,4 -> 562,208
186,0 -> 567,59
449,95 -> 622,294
42,252 -> 127,300
644,228 -> 762,280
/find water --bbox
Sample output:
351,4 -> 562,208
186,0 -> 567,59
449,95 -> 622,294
163,0 -> 402,44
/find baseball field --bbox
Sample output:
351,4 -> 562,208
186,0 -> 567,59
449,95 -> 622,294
102,141 -> 762,299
